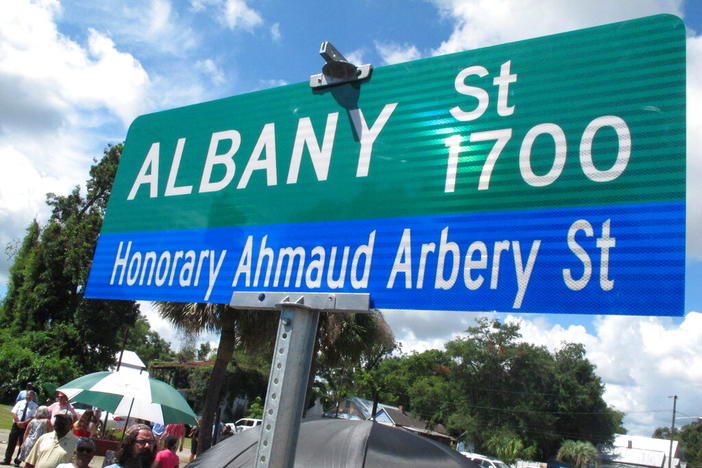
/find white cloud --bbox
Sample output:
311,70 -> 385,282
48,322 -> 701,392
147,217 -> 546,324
0,125 -> 114,283
257,79 -> 288,90
196,58 -> 226,85
507,314 -> 599,351
138,301 -> 183,347
83,29 -> 151,125
63,1 -> 200,56
344,49 -> 367,68
375,41 -> 422,65
139,301 -> 219,352
138,0 -> 200,54
591,314 -> 702,435
189,0 -> 207,12
146,0 -> 173,38
0,144 -> 73,282
430,0 -> 684,55
383,309 -> 478,343
0,0 -> 151,281
222,0 -> 263,32
0,1 -> 150,127
270,22 -> 281,42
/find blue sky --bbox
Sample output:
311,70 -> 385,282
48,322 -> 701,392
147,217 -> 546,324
1,0 -> 701,437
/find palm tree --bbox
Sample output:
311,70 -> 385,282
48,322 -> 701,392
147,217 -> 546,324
486,431 -> 534,465
307,309 -> 395,412
155,302 -> 277,453
557,440 -> 600,468
155,301 -> 394,453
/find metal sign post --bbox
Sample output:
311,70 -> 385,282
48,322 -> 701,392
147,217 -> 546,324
230,292 -> 370,468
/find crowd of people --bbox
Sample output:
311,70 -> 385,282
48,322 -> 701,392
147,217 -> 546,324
3,383 -> 200,468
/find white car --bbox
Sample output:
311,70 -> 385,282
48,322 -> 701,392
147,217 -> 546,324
225,418 -> 262,433
460,452 -> 510,468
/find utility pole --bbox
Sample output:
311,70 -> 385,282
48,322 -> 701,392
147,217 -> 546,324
668,395 -> 677,468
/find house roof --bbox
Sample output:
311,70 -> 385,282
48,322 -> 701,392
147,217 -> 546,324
380,406 -> 452,439
602,434 -> 679,468
605,447 -> 665,467
344,396 -> 398,419
329,396 -> 453,440
612,434 -> 678,454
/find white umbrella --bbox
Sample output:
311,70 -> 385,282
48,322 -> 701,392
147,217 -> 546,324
58,371 -> 197,426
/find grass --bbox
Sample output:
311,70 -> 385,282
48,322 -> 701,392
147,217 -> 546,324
1,404 -> 12,430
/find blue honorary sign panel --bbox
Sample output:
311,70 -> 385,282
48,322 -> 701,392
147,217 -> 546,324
86,15 -> 686,316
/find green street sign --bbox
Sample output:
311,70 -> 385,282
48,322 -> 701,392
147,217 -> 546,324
87,15 -> 685,316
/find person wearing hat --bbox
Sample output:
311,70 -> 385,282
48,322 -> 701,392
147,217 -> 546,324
48,391 -> 78,426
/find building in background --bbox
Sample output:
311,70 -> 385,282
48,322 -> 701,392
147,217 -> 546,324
601,434 -> 681,468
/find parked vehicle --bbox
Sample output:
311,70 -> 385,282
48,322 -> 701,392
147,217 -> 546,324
224,418 -> 262,433
460,452 -> 510,468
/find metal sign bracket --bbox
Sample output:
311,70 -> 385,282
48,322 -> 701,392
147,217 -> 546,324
309,41 -> 372,89
230,292 -> 370,468
230,291 -> 370,313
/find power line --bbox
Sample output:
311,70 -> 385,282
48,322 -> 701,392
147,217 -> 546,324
459,402 -> 670,416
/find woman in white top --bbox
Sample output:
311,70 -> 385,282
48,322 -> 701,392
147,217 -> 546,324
18,406 -> 50,464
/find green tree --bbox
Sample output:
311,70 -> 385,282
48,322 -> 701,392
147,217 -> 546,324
156,302 -> 241,453
557,440 -> 599,468
311,310 -> 395,414
486,429 -> 537,464
364,318 -> 620,460
197,342 -> 213,360
0,220 -> 40,328
156,302 -> 394,453
318,335 -> 396,418
678,420 -> 702,468
0,327 -> 79,401
444,319 -> 557,455
185,356 -> 268,421
247,396 -> 264,419
123,314 -> 175,366
0,144 -> 173,402
175,345 -> 197,363
156,302 -> 280,452
2,145 -> 139,367
654,420 -> 702,468
552,344 -> 618,448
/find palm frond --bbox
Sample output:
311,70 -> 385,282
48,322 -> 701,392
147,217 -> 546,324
153,301 -> 223,334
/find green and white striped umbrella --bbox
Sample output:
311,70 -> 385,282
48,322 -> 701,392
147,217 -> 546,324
58,371 -> 197,426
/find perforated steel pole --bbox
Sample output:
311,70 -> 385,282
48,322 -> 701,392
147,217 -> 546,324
230,292 -> 368,468
254,304 -> 320,468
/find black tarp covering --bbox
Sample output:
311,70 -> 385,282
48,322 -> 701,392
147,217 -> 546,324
187,418 -> 478,468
